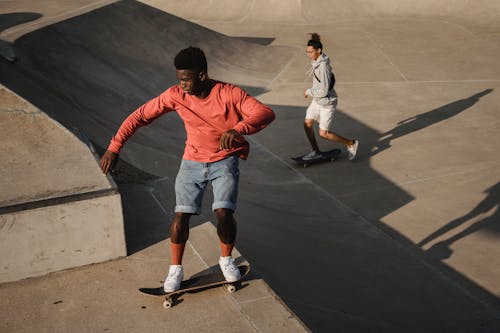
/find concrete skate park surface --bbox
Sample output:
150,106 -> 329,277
1,0 -> 500,332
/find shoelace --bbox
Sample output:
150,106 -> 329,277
168,267 -> 181,278
222,262 -> 237,271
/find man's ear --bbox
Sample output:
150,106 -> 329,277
198,71 -> 207,81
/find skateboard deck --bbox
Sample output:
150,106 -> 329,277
139,264 -> 250,308
291,148 -> 341,167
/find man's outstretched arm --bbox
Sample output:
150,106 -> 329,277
99,90 -> 174,174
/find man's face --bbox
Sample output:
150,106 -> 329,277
306,46 -> 321,61
176,69 -> 201,95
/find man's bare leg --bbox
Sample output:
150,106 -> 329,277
319,129 -> 354,147
170,212 -> 192,264
304,119 -> 320,153
319,129 -> 359,160
164,212 -> 191,292
216,208 -> 241,281
215,208 -> 236,256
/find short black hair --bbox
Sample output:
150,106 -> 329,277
174,46 -> 207,73
307,33 -> 323,50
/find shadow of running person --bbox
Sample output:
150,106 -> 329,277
0,12 -> 43,62
372,89 -> 493,156
417,182 -> 500,260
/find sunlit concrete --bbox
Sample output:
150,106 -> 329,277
1,0 -> 499,331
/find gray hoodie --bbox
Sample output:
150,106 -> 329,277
305,53 -> 337,106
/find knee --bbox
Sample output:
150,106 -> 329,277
215,208 -> 233,223
216,209 -> 236,244
170,212 -> 191,243
304,120 -> 314,129
319,129 -> 329,139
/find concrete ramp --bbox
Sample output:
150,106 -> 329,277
1,0 -> 500,332
0,0 -> 293,178
0,85 -> 126,283
143,0 -> 500,33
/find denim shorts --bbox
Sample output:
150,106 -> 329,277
175,156 -> 240,214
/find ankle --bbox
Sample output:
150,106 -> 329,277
220,242 -> 234,257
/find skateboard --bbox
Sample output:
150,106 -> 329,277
139,264 -> 250,309
291,148 -> 341,167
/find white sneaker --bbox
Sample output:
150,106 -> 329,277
303,150 -> 321,161
219,256 -> 241,282
163,265 -> 184,292
347,140 -> 359,161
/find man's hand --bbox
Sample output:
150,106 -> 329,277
304,90 -> 308,98
100,150 -> 118,175
220,129 -> 242,151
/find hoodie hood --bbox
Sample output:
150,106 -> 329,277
311,53 -> 330,68
306,53 -> 331,77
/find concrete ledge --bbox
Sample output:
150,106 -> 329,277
0,193 -> 126,283
0,85 -> 126,283
0,85 -> 114,208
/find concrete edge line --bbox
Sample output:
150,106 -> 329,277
0,0 -> 120,41
234,286 -> 313,333
187,221 -> 311,332
246,136 -> 500,319
0,187 -> 118,215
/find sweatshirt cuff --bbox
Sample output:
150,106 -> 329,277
107,139 -> 122,154
231,123 -> 245,135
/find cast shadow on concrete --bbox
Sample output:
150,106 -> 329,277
418,182 -> 500,260
247,102 -> 500,330
0,12 -> 42,62
0,12 -> 42,32
372,89 -> 493,157
0,0 -> 274,256
233,36 -> 275,46
1,1 -> 499,330
93,143 -> 164,184
162,261 -> 252,307
253,102 -> 414,221
92,143 -> 175,255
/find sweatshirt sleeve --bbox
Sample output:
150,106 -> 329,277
307,63 -> 331,98
230,86 -> 275,135
107,89 -> 175,153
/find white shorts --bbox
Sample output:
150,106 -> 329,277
305,99 -> 337,131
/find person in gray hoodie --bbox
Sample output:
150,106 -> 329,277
303,33 -> 358,160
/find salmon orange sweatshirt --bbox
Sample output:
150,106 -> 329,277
107,80 -> 275,162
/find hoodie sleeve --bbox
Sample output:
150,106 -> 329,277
306,62 -> 331,98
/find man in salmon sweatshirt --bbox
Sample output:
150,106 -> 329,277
100,47 -> 275,292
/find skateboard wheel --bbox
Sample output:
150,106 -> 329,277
163,300 -> 172,309
226,284 -> 236,293
163,296 -> 173,309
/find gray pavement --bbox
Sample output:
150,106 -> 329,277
1,0 -> 500,332
0,222 -> 307,333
